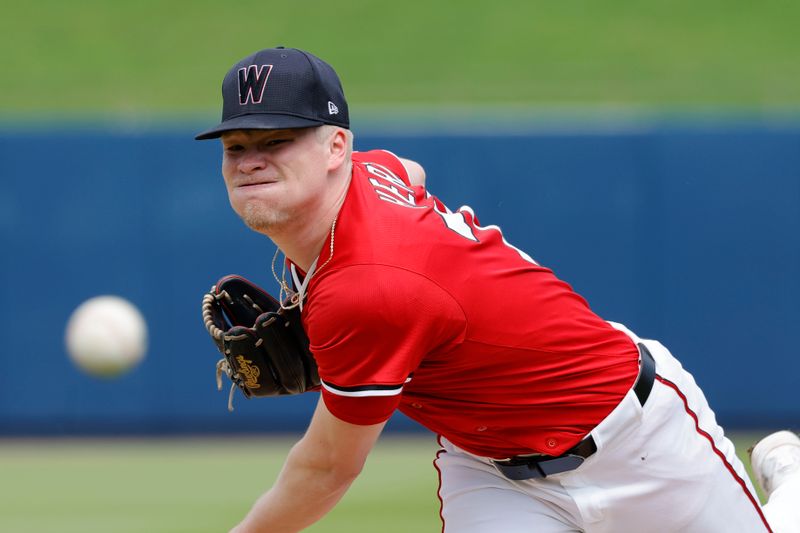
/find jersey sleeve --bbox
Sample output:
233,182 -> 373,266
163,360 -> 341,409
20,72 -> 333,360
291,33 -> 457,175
353,150 -> 413,188
302,265 -> 465,425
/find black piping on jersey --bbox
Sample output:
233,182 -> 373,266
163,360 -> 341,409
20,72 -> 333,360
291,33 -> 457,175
321,376 -> 412,398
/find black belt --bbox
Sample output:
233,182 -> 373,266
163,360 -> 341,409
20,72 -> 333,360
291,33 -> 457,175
492,343 -> 656,481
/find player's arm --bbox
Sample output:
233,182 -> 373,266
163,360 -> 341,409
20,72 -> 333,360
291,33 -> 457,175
230,396 -> 386,533
399,157 -> 426,187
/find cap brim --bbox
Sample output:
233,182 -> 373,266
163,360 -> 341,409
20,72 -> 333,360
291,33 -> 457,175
194,114 -> 325,140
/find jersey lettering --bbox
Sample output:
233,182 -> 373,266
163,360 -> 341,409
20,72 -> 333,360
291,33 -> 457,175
365,163 -> 419,208
364,162 -> 409,189
369,178 -> 415,206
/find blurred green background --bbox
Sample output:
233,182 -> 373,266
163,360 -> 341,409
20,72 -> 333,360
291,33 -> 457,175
2,0 -> 799,122
1,2 -> 795,531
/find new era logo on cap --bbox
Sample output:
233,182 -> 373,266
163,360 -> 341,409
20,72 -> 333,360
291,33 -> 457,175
195,47 -> 350,140
238,65 -> 273,105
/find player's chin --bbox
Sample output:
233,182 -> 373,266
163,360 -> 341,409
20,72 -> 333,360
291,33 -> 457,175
238,203 -> 289,233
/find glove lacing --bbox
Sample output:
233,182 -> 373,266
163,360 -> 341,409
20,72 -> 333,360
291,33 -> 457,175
201,291 -> 225,343
215,358 -> 238,412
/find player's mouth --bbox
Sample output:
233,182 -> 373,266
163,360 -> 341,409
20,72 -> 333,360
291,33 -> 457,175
235,179 -> 279,189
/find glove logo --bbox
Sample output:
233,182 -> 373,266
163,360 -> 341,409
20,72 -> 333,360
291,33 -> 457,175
235,355 -> 261,389
237,65 -> 273,105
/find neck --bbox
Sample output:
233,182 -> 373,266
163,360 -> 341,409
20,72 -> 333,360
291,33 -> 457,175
268,162 -> 352,272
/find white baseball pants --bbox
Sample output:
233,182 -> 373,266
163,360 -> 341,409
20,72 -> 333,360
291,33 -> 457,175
434,326 -> 774,532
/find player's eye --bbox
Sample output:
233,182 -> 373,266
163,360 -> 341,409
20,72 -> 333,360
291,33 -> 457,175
264,139 -> 289,147
224,144 -> 244,153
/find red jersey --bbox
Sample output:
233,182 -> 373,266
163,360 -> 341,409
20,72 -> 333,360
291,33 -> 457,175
293,150 -> 640,458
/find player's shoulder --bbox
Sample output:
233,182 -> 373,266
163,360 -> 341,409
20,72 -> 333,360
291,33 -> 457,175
353,149 -> 411,186
353,148 -> 404,166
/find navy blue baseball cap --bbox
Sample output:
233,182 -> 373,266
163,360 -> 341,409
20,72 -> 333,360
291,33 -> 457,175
195,47 -> 349,140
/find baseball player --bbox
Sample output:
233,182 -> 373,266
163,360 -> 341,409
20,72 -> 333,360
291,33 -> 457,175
196,47 -> 800,532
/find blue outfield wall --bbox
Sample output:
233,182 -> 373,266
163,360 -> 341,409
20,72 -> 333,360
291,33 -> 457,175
0,122 -> 798,435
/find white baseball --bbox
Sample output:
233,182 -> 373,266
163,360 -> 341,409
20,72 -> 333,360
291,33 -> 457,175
65,295 -> 148,377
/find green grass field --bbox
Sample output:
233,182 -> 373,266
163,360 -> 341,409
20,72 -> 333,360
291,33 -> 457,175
0,433 -> 769,532
2,0 -> 799,120
0,435 -> 441,533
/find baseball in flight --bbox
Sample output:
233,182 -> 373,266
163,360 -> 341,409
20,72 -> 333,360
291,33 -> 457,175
65,295 -> 148,377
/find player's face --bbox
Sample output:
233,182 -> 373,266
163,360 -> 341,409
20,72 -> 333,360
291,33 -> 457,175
220,127 -> 332,234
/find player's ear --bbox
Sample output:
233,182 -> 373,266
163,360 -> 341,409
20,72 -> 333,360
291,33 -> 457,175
326,127 -> 349,172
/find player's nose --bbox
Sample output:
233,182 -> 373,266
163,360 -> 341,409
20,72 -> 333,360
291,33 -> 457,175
237,151 -> 268,174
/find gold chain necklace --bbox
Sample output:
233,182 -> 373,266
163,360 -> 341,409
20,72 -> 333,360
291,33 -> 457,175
271,214 -> 338,309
